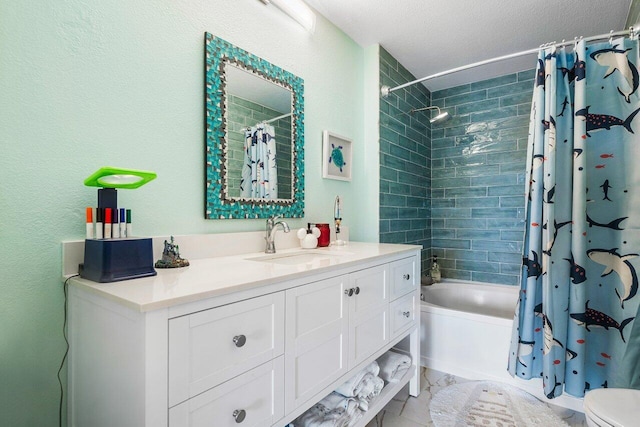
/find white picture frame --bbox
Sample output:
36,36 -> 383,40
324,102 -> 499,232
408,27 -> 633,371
322,130 -> 352,181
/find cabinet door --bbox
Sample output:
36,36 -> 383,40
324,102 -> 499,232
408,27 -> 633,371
390,257 -> 417,300
169,292 -> 284,407
285,275 -> 349,413
169,357 -> 284,427
348,264 -> 389,369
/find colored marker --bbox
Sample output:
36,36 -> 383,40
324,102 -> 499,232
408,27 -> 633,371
104,208 -> 112,239
126,209 -> 132,237
95,208 -> 104,239
112,207 -> 120,238
85,207 -> 94,239
119,208 -> 126,238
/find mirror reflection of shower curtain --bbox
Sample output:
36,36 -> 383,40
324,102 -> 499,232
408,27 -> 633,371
508,37 -> 640,399
241,123 -> 278,199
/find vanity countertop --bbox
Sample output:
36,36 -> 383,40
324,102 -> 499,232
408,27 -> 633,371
66,242 -> 420,312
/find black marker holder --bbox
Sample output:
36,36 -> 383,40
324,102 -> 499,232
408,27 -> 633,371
81,238 -> 157,283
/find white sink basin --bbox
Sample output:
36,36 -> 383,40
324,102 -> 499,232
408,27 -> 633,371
246,250 -> 352,265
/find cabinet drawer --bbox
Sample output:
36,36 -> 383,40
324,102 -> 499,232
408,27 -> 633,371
169,292 -> 285,407
390,292 -> 415,339
169,356 -> 284,427
390,257 -> 417,300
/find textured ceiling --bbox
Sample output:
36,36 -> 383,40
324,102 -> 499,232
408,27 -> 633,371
305,0 -> 633,91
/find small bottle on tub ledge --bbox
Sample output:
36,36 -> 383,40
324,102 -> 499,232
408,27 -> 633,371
430,255 -> 441,283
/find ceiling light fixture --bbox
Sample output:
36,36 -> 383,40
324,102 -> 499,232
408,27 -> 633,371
261,0 -> 316,33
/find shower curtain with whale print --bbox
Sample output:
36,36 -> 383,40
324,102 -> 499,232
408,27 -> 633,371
508,37 -> 640,398
241,122 -> 278,199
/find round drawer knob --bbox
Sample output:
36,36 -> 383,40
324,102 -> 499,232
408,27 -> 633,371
354,286 -> 360,295
233,409 -> 246,423
403,274 -> 411,280
403,311 -> 411,318
233,335 -> 246,348
344,288 -> 354,297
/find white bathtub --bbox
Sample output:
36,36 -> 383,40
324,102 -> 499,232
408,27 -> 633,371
420,279 -> 583,412
420,279 -> 518,381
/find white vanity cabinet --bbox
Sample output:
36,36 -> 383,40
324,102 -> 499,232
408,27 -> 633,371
65,241 -> 420,427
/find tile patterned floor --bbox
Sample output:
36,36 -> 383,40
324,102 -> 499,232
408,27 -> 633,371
366,368 -> 587,427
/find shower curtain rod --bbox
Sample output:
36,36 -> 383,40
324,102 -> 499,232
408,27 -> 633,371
264,112 -> 292,124
244,112 -> 292,131
380,27 -> 635,97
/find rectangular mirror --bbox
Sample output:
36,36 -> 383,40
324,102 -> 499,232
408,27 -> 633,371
204,34 -> 305,219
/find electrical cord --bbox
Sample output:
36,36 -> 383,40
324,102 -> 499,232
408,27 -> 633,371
58,274 -> 78,427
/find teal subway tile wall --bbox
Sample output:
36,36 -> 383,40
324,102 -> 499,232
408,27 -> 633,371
430,70 -> 534,285
379,45 -> 533,283
379,47 -> 431,272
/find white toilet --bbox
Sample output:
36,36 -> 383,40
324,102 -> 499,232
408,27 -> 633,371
584,388 -> 640,427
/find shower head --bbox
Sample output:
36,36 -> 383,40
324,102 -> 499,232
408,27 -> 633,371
409,106 -> 451,124
430,110 -> 450,124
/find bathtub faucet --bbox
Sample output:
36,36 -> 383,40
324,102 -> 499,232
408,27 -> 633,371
265,215 -> 290,253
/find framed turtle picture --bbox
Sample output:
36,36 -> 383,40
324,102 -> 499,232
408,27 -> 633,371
322,131 -> 352,181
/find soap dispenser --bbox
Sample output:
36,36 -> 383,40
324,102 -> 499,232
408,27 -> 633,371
297,223 -> 321,249
430,255 -> 441,283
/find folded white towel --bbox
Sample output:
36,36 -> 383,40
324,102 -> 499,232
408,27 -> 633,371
376,350 -> 412,383
295,406 -> 349,427
294,392 -> 364,427
352,373 -> 384,411
320,392 -> 361,414
334,361 -> 380,398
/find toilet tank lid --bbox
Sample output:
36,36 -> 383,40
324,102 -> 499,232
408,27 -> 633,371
584,388 -> 640,427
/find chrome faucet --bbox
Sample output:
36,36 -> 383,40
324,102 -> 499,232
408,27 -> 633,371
265,215 -> 290,253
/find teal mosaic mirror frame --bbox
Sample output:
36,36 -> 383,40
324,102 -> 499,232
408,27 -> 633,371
205,33 -> 305,219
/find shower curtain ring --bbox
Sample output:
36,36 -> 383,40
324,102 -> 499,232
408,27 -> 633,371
609,30 -> 614,46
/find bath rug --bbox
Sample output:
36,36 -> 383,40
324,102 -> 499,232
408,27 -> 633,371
430,381 -> 569,427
